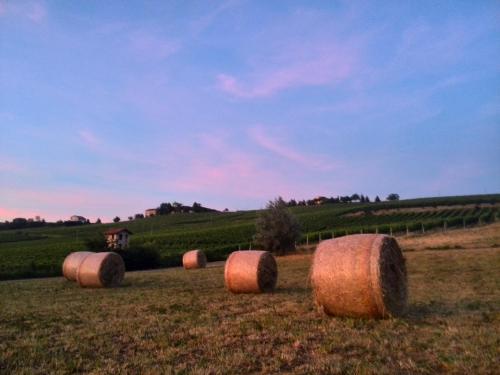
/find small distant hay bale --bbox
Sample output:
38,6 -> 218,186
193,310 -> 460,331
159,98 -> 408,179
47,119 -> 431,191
183,249 -> 207,269
311,234 -> 407,318
76,252 -> 125,288
224,250 -> 278,293
62,251 -> 94,281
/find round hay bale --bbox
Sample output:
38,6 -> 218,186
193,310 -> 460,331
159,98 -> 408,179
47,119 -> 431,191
224,250 -> 278,293
76,252 -> 125,288
311,234 -> 407,318
183,249 -> 207,269
62,251 -> 94,281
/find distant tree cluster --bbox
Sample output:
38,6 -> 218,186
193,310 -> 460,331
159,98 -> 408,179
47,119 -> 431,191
156,201 -> 217,215
282,193 -> 396,207
0,217 -> 97,231
386,193 -> 400,201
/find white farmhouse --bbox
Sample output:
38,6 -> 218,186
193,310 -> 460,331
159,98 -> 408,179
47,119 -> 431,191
70,215 -> 87,223
145,208 -> 157,217
104,228 -> 132,250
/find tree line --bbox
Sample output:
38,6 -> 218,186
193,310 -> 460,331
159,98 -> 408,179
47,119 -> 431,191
285,193 -> 399,207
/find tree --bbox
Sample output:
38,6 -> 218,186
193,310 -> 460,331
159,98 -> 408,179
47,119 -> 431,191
375,196 -> 381,203
254,197 -> 301,255
113,216 -> 121,223
192,202 -> 202,212
158,203 -> 173,215
95,218 -> 102,224
134,214 -> 144,220
128,216 -> 133,221
84,235 -> 107,251
386,193 -> 400,201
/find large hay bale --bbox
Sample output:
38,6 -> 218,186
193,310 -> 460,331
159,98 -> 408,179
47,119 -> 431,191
183,249 -> 207,269
311,234 -> 407,318
224,250 -> 278,293
62,251 -> 94,281
76,252 -> 125,288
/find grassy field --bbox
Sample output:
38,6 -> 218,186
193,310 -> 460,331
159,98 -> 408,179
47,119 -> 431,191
1,223 -> 499,374
1,194 -> 499,280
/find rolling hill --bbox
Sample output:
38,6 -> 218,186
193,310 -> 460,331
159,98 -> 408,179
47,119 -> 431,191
0,194 -> 498,280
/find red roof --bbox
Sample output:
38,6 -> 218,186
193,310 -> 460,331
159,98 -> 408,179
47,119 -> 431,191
104,228 -> 133,235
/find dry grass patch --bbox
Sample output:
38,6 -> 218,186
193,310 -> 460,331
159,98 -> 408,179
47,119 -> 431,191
399,222 -> 500,251
0,225 -> 499,374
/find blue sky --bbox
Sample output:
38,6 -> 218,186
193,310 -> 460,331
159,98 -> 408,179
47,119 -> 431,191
1,0 -> 499,222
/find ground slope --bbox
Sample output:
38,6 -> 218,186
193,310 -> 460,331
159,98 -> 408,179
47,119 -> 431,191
0,194 -> 498,279
0,223 -> 499,374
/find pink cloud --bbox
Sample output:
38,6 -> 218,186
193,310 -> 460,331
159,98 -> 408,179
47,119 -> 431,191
169,131 -> 333,205
216,40 -> 358,98
190,0 -> 239,35
78,129 -> 102,149
248,126 -> 337,171
0,156 -> 25,173
26,1 -> 46,23
0,186 -> 152,223
1,1 -> 47,23
0,207 -> 41,221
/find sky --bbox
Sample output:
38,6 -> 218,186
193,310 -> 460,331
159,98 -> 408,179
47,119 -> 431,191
1,0 -> 499,222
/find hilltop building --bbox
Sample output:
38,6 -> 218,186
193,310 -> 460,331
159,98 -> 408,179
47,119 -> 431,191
70,215 -> 87,223
145,208 -> 157,217
104,228 -> 132,250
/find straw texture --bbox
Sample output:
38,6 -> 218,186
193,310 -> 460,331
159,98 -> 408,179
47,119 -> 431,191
62,251 -> 94,281
183,249 -> 207,269
76,252 -> 125,288
311,234 -> 407,318
224,250 -> 278,293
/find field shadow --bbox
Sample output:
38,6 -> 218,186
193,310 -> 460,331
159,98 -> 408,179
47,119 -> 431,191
273,285 -> 310,296
405,301 -> 454,321
404,298 -> 494,321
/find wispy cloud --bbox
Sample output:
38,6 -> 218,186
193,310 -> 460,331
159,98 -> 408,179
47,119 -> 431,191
216,28 -> 360,98
0,186 -> 153,222
77,129 -> 102,149
169,131 -> 330,204
190,0 -> 241,35
0,155 -> 26,173
1,1 -> 47,23
216,48 -> 356,98
26,1 -> 46,23
248,126 -> 336,171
